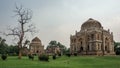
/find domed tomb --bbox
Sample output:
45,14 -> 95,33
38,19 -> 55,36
32,37 -> 41,42
70,18 -> 115,55
29,37 -> 44,54
81,18 -> 102,30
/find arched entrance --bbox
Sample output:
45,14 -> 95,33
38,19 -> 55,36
80,46 -> 83,52
105,37 -> 110,53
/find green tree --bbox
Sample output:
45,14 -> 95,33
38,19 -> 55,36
8,45 -> 19,56
46,40 -> 67,54
49,40 -> 57,46
57,42 -> 67,54
0,37 -> 8,54
114,42 -> 120,55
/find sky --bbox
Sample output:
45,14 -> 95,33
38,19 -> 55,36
0,0 -> 120,48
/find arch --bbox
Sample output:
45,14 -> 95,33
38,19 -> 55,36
88,35 -> 90,41
74,46 -> 76,51
98,44 -> 101,50
74,39 -> 76,43
105,37 -> 108,42
78,38 -> 82,42
105,46 -> 107,51
91,34 -> 94,40
87,45 -> 90,51
105,37 -> 109,52
97,34 -> 100,40
81,41 -> 82,45
80,46 -> 83,52
36,50 -> 39,53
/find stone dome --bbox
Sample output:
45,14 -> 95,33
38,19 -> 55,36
32,37 -> 41,42
81,18 -> 102,30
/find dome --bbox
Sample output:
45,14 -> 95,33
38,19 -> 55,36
81,18 -> 102,30
32,37 -> 41,42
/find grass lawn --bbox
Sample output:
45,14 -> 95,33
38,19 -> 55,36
0,55 -> 120,68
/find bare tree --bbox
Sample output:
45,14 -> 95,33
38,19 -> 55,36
6,5 -> 35,59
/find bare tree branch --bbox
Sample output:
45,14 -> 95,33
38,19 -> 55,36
4,5 -> 36,59
23,39 -> 30,47
24,24 -> 36,33
14,5 -> 32,24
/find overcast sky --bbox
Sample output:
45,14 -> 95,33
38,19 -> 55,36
0,0 -> 120,48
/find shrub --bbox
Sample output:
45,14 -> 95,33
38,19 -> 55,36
58,53 -> 61,56
116,50 -> 120,55
52,55 -> 56,60
33,54 -> 37,56
66,53 -> 71,57
116,48 -> 120,55
74,53 -> 77,56
8,53 -> 17,56
28,54 -> 34,60
1,54 -> 7,60
38,54 -> 49,61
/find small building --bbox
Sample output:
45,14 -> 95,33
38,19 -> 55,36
29,37 -> 44,55
46,46 -> 61,55
22,47 -> 29,56
70,18 -> 115,55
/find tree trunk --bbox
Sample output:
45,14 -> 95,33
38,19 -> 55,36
18,49 -> 22,59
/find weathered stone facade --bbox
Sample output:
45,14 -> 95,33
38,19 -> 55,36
29,37 -> 44,55
46,46 -> 61,55
22,47 -> 29,56
70,18 -> 115,55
